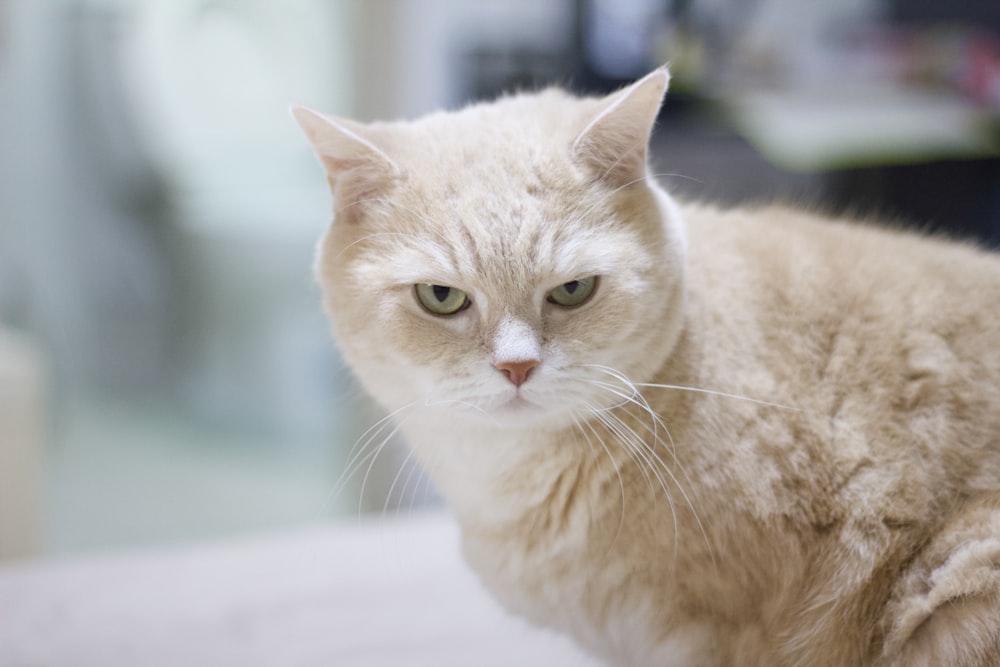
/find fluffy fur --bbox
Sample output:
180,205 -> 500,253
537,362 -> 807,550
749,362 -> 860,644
293,69 -> 1000,666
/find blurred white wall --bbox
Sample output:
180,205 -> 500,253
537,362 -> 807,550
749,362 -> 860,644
0,0 -> 359,429
351,0 -> 574,119
0,0 -> 370,556
0,0 -> 585,556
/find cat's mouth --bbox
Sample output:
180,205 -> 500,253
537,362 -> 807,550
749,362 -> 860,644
494,394 -> 544,415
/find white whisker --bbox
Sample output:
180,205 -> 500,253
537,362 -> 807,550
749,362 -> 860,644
357,417 -> 411,518
572,412 -> 627,553
649,171 -> 706,187
384,444 -> 421,516
635,381 -> 801,412
329,401 -> 420,509
584,365 -> 719,571
583,363 -> 800,412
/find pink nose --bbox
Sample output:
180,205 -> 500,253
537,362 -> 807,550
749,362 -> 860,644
494,359 -> 539,387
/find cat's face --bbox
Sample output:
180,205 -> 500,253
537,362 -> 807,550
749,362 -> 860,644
296,69 -> 686,432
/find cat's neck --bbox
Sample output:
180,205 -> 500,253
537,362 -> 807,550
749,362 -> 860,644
405,412 -> 585,526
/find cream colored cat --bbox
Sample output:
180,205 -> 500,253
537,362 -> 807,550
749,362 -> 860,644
292,68 -> 1000,666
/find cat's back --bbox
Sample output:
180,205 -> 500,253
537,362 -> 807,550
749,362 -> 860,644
677,201 -> 1000,509
683,202 -> 1000,323
681,202 -> 1000,386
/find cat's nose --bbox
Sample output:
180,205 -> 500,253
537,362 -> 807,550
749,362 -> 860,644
494,359 -> 539,387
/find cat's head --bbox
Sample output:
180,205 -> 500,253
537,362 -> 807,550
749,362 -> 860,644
294,68 -> 686,432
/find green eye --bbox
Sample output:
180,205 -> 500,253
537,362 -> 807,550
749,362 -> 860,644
415,283 -> 470,315
547,276 -> 598,308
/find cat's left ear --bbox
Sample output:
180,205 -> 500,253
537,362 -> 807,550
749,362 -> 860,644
290,105 -> 401,220
572,67 -> 669,187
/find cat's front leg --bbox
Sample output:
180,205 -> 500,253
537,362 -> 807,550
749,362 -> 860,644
875,495 -> 1000,667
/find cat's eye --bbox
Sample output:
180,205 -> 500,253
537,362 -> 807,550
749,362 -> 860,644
415,283 -> 471,316
547,276 -> 598,308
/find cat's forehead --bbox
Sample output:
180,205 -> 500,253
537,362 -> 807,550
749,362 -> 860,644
343,90 -> 656,294
358,187 -> 642,300
395,91 -> 590,170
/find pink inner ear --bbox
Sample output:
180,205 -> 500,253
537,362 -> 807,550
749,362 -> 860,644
328,168 -> 394,225
573,68 -> 669,187
291,105 -> 402,222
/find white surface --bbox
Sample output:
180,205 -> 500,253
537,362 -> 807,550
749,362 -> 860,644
121,0 -> 352,192
0,512 -> 601,667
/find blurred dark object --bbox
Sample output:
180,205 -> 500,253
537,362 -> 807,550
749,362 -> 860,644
573,0 -> 669,93
886,0 -> 1000,36
828,158 -> 1000,248
462,48 -> 569,102
455,0 -> 1000,249
828,0 -> 1000,245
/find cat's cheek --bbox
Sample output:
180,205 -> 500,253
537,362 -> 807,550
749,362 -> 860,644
561,298 -> 639,351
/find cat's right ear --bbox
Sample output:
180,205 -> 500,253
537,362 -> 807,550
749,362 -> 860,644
572,67 -> 669,188
290,105 -> 401,219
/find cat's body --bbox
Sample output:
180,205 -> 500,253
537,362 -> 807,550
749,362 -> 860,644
293,69 -> 1000,666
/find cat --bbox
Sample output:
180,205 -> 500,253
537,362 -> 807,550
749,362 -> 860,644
292,67 -> 1000,666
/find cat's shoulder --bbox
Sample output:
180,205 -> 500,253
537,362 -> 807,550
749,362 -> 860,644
677,199 -> 1000,331
681,199 -> 999,269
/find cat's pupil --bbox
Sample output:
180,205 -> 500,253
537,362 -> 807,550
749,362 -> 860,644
564,281 -> 579,294
433,285 -> 450,302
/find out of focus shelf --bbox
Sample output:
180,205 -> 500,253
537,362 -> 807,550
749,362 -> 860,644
722,85 -> 999,172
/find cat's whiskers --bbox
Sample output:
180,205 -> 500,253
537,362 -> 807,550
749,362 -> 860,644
586,366 -> 683,471
396,416 -> 451,516
355,414 -> 414,518
337,395 -> 492,517
584,400 -> 662,501
570,411 -> 627,553
589,363 -> 796,521
586,379 -> 640,412
585,365 -> 718,571
589,372 -> 692,503
650,171 -> 706,187
331,401 -> 417,505
581,362 -> 801,412
331,398 -> 446,520
635,381 -> 801,412
398,453 -> 430,516
382,441 -> 423,517
584,399 -> 684,566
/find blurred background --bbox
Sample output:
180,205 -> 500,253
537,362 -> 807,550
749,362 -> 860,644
0,0 -> 997,562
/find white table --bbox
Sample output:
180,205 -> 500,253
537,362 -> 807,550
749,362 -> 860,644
0,512 -> 600,667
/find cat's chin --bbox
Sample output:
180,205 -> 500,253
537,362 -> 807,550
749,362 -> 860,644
430,391 -> 559,430
478,394 -> 579,431
495,395 -> 544,415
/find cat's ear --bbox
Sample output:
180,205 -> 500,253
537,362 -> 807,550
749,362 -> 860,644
572,67 -> 669,187
290,104 -> 401,219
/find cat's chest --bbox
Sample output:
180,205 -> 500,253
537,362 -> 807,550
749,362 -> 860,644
459,518 -> 719,666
